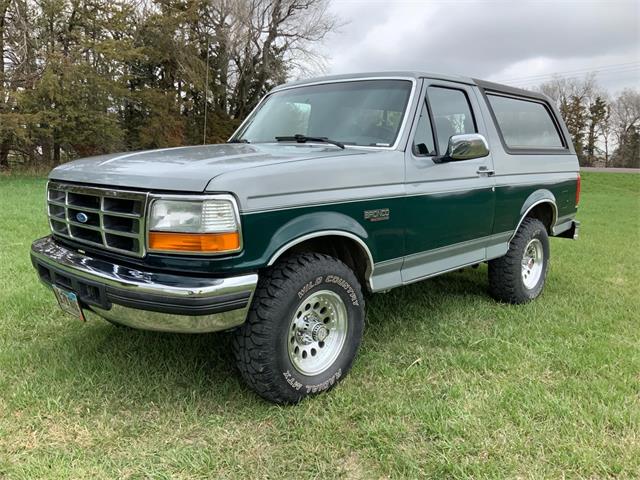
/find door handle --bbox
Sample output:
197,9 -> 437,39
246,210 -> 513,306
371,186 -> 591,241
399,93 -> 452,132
477,166 -> 495,176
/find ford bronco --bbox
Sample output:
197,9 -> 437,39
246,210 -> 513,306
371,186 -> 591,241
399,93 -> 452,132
31,72 -> 580,403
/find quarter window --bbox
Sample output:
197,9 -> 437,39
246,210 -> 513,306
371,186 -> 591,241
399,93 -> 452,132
427,87 -> 477,154
487,94 -> 564,149
412,102 -> 436,156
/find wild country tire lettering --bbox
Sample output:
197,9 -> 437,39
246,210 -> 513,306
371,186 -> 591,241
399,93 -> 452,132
297,275 -> 359,306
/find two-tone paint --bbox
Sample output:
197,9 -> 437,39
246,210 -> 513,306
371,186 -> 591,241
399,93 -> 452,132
47,71 -> 580,295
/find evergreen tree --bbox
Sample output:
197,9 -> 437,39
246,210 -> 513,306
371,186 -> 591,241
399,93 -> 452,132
586,96 -> 607,166
0,0 -> 336,169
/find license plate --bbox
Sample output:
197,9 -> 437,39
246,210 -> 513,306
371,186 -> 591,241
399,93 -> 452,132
52,285 -> 86,321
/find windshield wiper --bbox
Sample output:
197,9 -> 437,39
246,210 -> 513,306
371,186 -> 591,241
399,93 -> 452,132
227,138 -> 250,144
275,134 -> 345,149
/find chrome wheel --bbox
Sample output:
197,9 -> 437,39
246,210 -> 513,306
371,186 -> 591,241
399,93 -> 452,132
521,238 -> 544,289
287,290 -> 348,376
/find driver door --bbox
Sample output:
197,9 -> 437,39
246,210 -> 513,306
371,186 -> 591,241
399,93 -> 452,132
401,80 -> 496,283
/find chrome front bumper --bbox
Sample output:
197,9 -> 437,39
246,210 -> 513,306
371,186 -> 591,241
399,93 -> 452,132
30,236 -> 258,333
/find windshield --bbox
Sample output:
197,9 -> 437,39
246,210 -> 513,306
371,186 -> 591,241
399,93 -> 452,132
233,80 -> 413,147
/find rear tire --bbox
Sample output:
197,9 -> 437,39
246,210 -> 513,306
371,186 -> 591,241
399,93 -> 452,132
232,252 -> 365,404
488,218 -> 550,304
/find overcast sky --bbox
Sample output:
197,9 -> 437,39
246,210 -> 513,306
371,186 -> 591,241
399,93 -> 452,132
319,0 -> 639,93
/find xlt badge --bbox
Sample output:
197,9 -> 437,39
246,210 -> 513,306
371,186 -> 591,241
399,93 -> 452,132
364,208 -> 390,222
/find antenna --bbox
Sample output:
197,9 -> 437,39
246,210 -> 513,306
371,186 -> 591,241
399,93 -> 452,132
203,34 -> 210,145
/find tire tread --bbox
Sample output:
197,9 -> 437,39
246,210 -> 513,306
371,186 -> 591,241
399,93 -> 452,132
232,252 -> 363,404
488,218 -> 549,304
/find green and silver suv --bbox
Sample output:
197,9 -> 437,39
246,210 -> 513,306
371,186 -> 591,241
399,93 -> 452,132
31,72 -> 580,403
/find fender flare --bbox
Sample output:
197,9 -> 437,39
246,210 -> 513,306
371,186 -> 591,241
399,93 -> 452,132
264,212 -> 374,280
510,190 -> 558,241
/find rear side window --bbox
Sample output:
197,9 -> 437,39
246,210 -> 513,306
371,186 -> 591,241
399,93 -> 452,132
487,94 -> 564,149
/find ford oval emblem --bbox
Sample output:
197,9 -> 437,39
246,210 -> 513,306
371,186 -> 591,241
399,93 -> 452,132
76,212 -> 89,223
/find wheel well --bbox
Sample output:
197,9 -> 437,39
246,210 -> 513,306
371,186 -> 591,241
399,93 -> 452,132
524,202 -> 556,233
271,235 -> 372,290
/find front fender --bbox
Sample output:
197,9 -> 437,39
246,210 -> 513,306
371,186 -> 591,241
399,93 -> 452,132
262,211 -> 370,265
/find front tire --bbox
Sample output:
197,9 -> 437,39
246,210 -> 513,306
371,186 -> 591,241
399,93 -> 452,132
488,218 -> 550,304
232,253 -> 365,404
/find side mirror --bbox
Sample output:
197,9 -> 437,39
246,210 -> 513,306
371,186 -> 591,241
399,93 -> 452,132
439,134 -> 490,162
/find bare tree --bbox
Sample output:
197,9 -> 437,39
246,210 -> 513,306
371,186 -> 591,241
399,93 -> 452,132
610,89 -> 640,168
228,0 -> 338,117
599,101 -> 614,167
610,89 -> 640,145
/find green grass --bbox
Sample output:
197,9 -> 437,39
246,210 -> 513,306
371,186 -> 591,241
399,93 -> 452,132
0,172 -> 638,479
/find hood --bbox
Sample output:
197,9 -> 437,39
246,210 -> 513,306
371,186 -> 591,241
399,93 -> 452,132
49,143 -> 366,192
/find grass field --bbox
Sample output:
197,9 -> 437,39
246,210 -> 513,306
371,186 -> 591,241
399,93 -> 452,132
0,172 -> 638,479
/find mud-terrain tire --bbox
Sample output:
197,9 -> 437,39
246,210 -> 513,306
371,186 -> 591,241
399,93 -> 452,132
488,218 -> 550,304
232,252 -> 365,404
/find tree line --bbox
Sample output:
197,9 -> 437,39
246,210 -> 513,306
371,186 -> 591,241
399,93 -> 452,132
0,1 -> 638,170
0,0 -> 336,169
538,75 -> 639,168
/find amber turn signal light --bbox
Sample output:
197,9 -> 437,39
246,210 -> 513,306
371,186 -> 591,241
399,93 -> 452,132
149,231 -> 240,253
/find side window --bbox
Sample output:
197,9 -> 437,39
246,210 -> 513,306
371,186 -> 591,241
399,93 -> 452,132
487,94 -> 564,149
412,102 -> 436,156
427,86 -> 476,154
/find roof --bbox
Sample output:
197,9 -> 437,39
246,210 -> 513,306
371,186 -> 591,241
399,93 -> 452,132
274,71 -> 476,89
473,78 -> 552,102
272,71 -> 552,103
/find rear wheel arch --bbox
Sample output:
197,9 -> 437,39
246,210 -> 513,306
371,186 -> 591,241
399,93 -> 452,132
523,201 -> 556,233
512,194 -> 558,240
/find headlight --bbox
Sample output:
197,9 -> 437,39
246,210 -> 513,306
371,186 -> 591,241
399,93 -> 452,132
147,195 -> 241,254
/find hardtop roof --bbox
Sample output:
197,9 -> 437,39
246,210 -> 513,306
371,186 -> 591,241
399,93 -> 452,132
272,71 -> 552,103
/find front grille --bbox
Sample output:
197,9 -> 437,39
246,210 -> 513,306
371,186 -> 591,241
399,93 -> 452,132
47,181 -> 148,257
